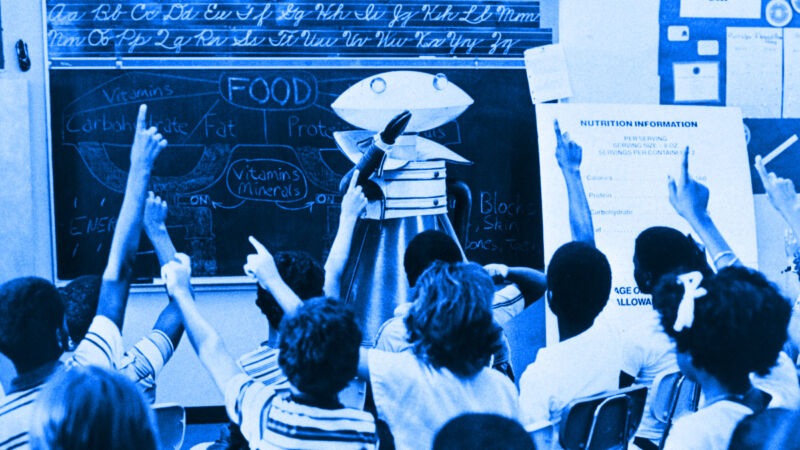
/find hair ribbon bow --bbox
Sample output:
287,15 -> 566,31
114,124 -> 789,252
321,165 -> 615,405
673,271 -> 707,332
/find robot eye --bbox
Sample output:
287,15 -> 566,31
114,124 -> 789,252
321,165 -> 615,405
433,73 -> 448,90
370,77 -> 387,94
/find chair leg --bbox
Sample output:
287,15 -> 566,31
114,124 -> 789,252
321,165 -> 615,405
658,376 -> 686,450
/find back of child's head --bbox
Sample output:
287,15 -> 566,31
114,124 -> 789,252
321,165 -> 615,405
403,230 -> 463,287
0,276 -> 65,370
653,266 -> 791,393
255,250 -> 324,330
432,413 -> 535,450
59,275 -> 102,344
29,365 -> 159,450
634,227 -> 712,294
405,261 -> 501,378
729,408 -> 795,450
546,242 -> 612,329
278,297 -> 362,399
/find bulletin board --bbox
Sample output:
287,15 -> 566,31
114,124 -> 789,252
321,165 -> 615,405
659,0 -> 800,194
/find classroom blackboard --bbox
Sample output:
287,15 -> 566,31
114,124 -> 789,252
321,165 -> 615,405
50,68 -> 543,279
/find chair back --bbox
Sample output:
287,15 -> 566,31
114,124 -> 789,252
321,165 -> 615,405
153,403 -> 186,450
650,372 -> 700,449
559,385 -> 648,450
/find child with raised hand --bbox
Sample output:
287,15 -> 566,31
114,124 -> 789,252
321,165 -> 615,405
57,192 -> 184,404
754,156 -> 800,359
653,267 -> 792,449
0,104 -> 166,449
161,250 -> 378,450
668,148 -> 800,410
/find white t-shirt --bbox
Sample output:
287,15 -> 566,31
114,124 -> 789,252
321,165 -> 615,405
663,400 -> 752,450
750,351 -> 800,409
620,312 -> 678,440
367,349 -> 519,450
519,319 -> 623,431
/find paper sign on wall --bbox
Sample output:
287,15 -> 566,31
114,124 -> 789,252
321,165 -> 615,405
524,44 -> 573,104
680,0 -> 762,18
536,104 -> 757,336
673,62 -> 719,102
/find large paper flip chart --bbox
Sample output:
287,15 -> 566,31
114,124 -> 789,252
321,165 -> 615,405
536,104 -> 757,332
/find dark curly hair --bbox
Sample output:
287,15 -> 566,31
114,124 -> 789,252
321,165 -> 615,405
256,251 -> 324,330
546,242 -> 612,329
433,414 -> 534,450
403,230 -> 463,287
278,297 -> 362,399
634,227 -> 712,294
653,266 -> 791,393
0,277 -> 65,370
59,275 -> 102,344
405,262 -> 502,378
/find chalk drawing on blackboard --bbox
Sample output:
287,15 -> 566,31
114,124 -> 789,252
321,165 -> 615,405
69,142 -> 234,195
64,72 -> 217,113
219,72 -> 318,111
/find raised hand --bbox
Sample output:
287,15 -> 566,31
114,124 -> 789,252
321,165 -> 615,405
668,146 -> 709,222
755,154 -> 800,220
243,236 -> 280,288
554,120 -> 582,173
144,191 -> 168,233
130,104 -> 168,168
161,253 -> 192,297
341,169 -> 368,222
483,263 -> 509,281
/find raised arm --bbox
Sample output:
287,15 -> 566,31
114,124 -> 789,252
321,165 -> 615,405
97,105 -> 167,329
324,170 -> 368,297
144,192 -> 183,349
144,192 -> 177,266
162,254 -> 242,392
555,120 -> 595,246
244,236 -> 303,317
668,146 -> 739,269
484,263 -> 546,308
755,155 -> 800,239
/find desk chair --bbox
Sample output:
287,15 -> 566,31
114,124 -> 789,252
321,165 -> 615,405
153,403 -> 186,450
558,385 -> 648,450
649,372 -> 700,450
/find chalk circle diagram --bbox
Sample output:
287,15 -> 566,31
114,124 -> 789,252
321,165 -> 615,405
62,71 -> 344,205
62,72 -> 233,195
767,0 -> 793,27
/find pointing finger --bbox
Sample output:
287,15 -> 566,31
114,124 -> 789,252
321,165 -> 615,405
679,146 -> 690,187
136,104 -> 147,131
248,236 -> 267,255
554,120 -> 564,147
348,169 -> 360,192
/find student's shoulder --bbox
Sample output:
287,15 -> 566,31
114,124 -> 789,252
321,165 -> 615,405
238,344 -> 279,366
373,315 -> 410,351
